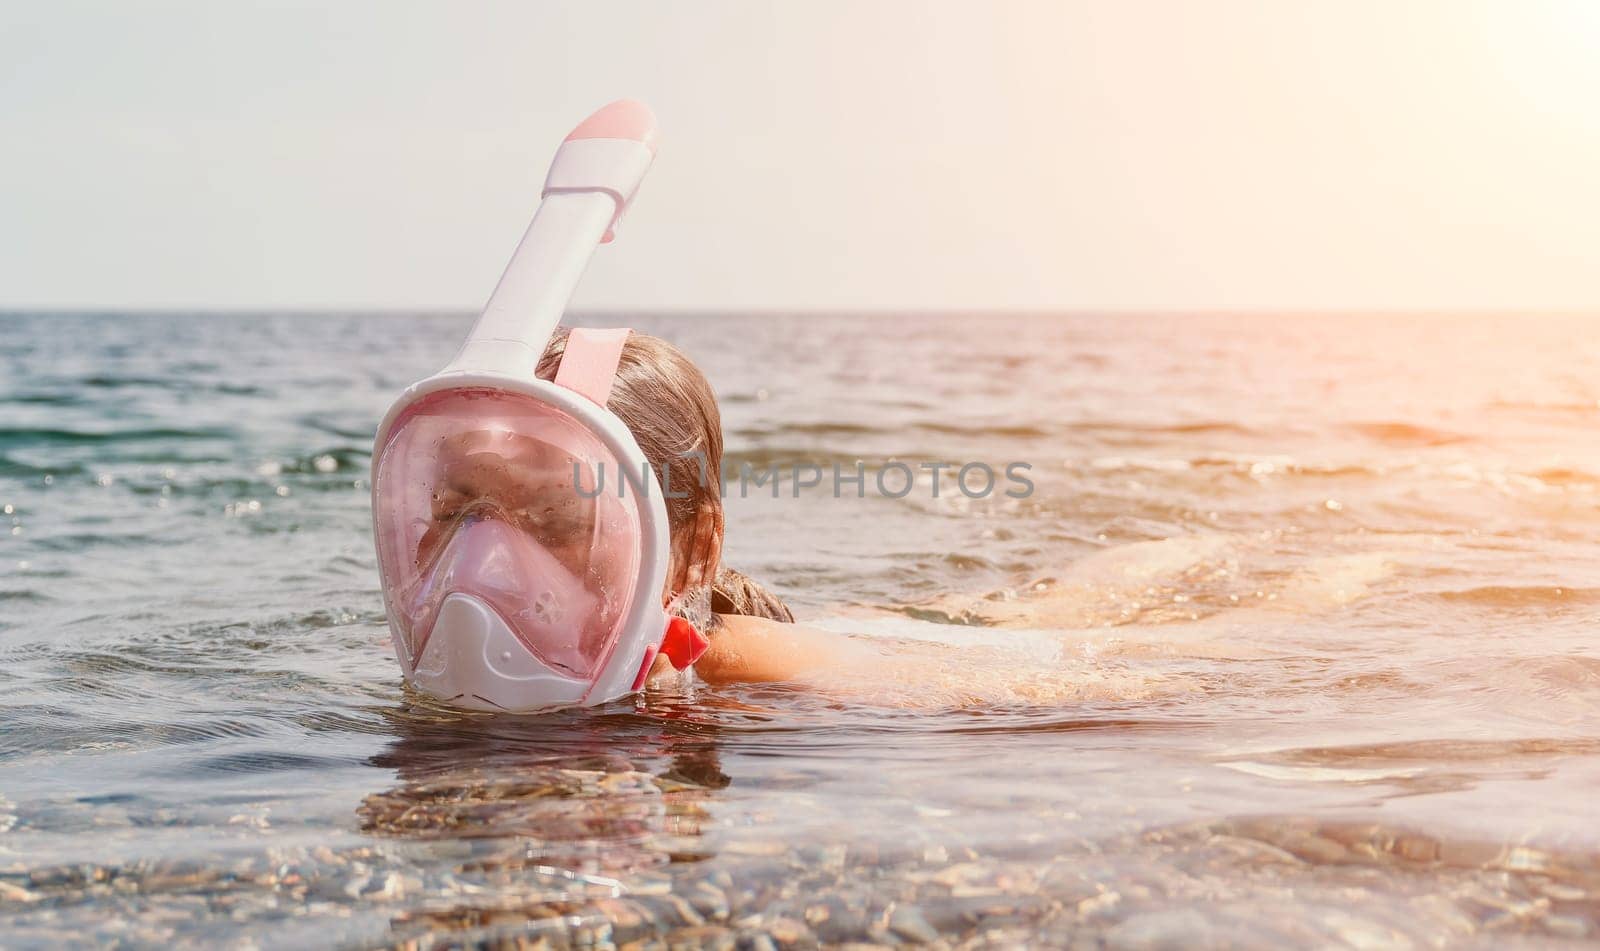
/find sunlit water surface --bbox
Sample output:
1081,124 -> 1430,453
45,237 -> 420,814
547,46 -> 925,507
2,312 -> 1598,948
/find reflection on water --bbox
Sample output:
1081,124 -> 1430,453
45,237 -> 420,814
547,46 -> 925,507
1,312 -> 1598,947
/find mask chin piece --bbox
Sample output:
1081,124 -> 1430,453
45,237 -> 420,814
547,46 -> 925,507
410,593 -> 589,711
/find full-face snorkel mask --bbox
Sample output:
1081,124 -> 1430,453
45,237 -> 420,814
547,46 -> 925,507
371,100 -> 707,711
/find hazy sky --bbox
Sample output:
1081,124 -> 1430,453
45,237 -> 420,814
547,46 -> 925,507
2,1 -> 1597,312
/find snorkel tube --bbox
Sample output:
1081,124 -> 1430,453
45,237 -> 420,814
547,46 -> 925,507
370,101 -> 700,711
446,100 -> 657,380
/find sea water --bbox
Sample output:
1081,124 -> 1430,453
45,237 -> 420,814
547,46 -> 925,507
2,312 -> 1598,947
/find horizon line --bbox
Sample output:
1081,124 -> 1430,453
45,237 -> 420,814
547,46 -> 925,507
3,306 -> 1598,319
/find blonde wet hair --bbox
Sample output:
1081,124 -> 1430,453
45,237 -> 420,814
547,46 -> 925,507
537,329 -> 793,627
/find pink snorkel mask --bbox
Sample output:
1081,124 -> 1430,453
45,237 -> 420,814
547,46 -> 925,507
371,101 -> 706,711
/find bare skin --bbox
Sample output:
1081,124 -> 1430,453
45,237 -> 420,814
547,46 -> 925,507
674,611 -> 1194,707
694,614 -> 871,682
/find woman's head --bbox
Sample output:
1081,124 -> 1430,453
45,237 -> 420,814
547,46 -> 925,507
536,329 -> 725,607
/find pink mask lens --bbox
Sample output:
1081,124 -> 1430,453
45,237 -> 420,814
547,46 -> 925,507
373,387 -> 643,679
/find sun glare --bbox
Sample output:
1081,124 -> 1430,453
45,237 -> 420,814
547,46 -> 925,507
1476,0 -> 1600,136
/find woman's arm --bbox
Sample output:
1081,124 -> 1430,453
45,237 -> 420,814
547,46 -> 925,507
691,614 -> 872,684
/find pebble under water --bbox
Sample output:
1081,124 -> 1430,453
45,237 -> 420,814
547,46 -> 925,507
2,311 -> 1599,948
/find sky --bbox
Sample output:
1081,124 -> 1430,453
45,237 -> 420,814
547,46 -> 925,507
2,0 -> 1598,313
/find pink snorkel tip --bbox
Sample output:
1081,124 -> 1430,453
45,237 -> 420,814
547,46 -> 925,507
565,99 -> 658,154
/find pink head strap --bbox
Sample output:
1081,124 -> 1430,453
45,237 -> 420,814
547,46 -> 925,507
554,328 -> 630,406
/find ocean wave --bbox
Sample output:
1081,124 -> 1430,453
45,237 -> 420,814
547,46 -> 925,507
735,420 -> 1052,440
296,415 -> 378,440
0,426 -> 237,448
1072,454 -> 1600,493
1487,398 -> 1600,416
0,456 -> 88,477
1153,813 -> 1600,876
1433,585 -> 1600,608
74,374 -> 266,397
1344,421 -> 1471,447
190,750 -> 361,775
2,392 -> 85,406
1530,466 -> 1600,488
1071,420 -> 1263,437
